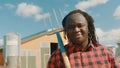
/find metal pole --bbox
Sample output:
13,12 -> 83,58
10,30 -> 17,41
59,8 -> 64,19
48,13 -> 53,30
53,9 -> 60,27
43,18 -> 48,34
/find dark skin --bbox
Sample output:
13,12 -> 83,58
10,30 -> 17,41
64,13 -> 89,49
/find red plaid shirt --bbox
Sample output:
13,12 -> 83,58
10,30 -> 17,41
47,42 -> 120,68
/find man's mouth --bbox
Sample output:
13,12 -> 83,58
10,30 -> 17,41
75,32 -> 82,38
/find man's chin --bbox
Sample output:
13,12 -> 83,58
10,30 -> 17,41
72,40 -> 82,45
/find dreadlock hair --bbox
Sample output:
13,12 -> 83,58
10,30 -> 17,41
62,9 -> 99,46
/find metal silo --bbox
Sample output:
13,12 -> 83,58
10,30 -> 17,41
3,33 -> 20,68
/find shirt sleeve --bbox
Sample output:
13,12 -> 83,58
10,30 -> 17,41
47,55 -> 55,68
47,50 -> 64,68
108,48 -> 120,68
47,51 -> 57,68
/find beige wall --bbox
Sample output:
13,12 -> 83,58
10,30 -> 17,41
20,32 -> 68,68
21,32 -> 67,50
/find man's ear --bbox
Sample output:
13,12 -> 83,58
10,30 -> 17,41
63,30 -> 67,40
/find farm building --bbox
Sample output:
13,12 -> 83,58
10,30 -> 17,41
20,28 -> 66,68
0,28 -> 67,68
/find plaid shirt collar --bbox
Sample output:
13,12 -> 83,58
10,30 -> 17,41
66,41 -> 95,53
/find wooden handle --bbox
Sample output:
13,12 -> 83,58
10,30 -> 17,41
62,52 -> 71,68
56,32 -> 71,68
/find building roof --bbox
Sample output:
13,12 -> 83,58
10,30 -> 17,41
0,28 -> 63,49
22,28 -> 63,44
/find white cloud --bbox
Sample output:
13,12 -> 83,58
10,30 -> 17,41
4,3 -> 15,9
96,28 -> 120,46
75,0 -> 109,10
113,5 -> 120,19
96,28 -> 105,37
35,12 -> 50,21
16,3 -> 50,21
106,29 -> 120,40
106,44 -> 116,47
16,3 -> 42,17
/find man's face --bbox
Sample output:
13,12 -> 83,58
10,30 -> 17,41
65,13 -> 89,45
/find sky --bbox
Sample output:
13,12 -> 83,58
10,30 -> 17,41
0,0 -> 120,47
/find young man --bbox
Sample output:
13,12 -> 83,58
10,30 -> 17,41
47,9 -> 120,68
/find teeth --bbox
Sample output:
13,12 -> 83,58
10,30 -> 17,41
78,32 -> 81,35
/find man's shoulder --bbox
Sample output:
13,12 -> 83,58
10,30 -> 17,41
95,45 -> 111,52
51,49 -> 61,57
97,45 -> 108,48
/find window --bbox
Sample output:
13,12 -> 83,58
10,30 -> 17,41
21,50 -> 36,68
40,42 -> 58,68
50,43 -> 58,54
40,41 -> 50,68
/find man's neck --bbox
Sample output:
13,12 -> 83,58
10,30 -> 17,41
78,39 -> 89,51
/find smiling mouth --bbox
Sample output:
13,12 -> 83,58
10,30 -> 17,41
75,34 -> 82,38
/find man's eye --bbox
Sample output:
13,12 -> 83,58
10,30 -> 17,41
77,25 -> 81,28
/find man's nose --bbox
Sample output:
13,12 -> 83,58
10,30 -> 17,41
74,27 -> 80,32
